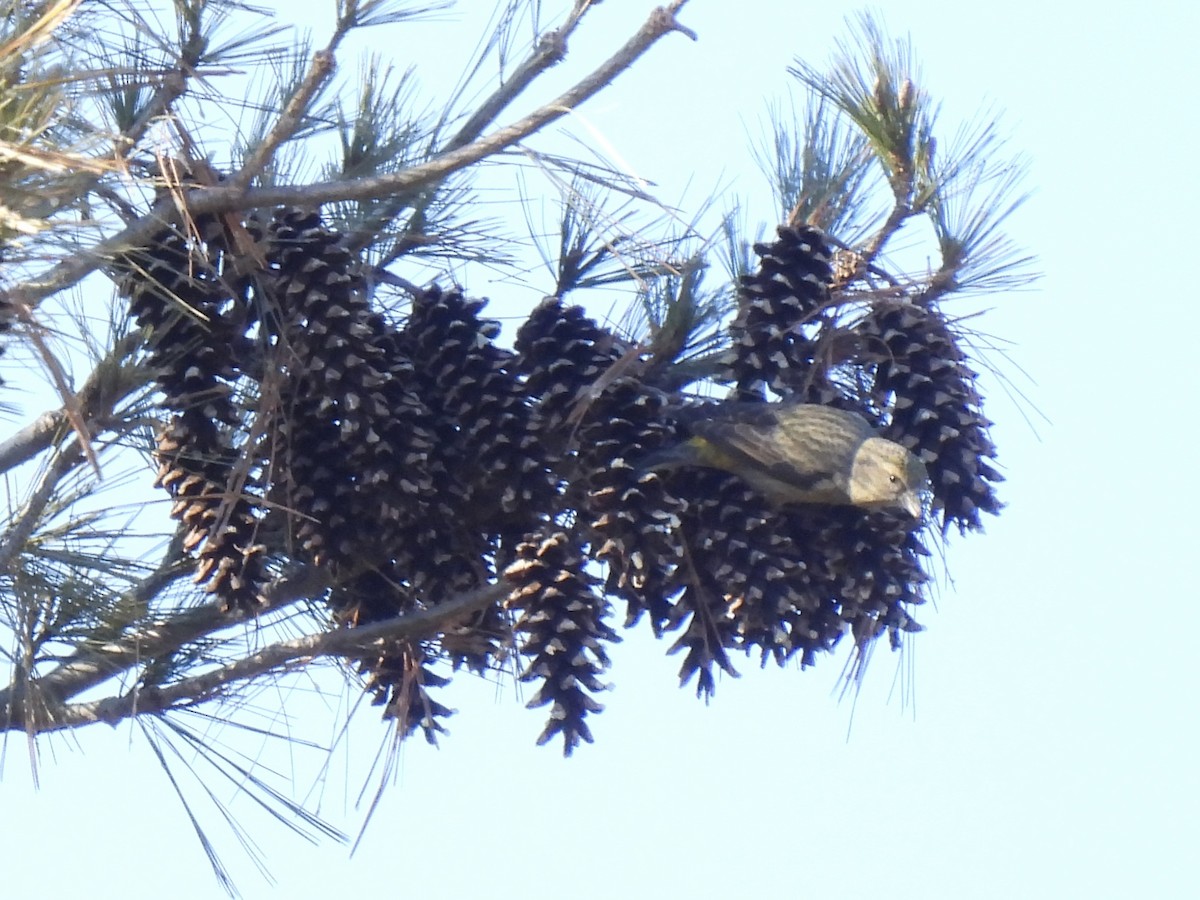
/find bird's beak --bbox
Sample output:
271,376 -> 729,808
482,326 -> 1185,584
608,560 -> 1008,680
901,491 -> 923,519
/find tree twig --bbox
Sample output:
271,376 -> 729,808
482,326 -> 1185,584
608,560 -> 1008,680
447,0 -> 595,154
347,0 -> 599,257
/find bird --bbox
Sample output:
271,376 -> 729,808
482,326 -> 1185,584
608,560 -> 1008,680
641,401 -> 929,518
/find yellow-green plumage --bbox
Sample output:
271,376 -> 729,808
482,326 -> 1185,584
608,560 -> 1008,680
645,402 -> 929,517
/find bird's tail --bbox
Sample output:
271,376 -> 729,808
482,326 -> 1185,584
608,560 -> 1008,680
635,441 -> 698,473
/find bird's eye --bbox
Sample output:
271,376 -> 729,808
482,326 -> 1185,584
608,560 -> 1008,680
889,474 -> 900,485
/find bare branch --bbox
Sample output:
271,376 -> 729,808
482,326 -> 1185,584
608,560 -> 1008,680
447,0 -> 594,153
346,0 -> 602,256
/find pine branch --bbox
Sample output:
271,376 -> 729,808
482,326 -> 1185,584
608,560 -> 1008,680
0,558 -> 304,731
445,0 -> 596,153
7,2 -> 697,314
12,580 -> 509,734
345,0 -> 666,257
0,331 -> 146,477
110,4 -> 209,154
0,440 -> 82,575
230,13 -> 347,191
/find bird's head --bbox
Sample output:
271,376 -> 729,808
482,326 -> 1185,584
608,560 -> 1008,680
847,437 -> 930,518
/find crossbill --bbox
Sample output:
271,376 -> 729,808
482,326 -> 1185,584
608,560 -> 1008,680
643,401 -> 929,518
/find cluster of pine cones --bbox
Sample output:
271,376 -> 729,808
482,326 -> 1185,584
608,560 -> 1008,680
117,206 -> 1000,754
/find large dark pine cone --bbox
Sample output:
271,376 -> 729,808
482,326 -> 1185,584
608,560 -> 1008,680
674,475 -> 819,682
664,484 -> 928,690
505,531 -> 615,755
405,285 -> 555,538
263,207 -> 441,584
861,302 -> 1003,532
723,224 -> 834,400
781,507 -> 928,661
575,377 -> 686,633
263,210 -> 516,710
514,296 -> 630,446
388,284 -> 531,673
124,225 -> 241,422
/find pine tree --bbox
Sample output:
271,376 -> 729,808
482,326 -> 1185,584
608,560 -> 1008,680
0,2 -> 1033,890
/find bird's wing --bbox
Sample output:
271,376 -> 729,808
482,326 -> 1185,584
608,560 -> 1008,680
689,404 -> 861,492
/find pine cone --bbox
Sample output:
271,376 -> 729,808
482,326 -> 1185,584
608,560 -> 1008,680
263,207 -> 442,579
405,285 -> 555,535
861,303 -> 1003,532
120,223 -> 267,613
575,378 -> 686,632
723,224 -> 834,399
505,531 -> 615,755
514,297 -> 629,441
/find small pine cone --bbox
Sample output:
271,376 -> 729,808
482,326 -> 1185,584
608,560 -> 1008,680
722,224 -> 834,399
861,303 -> 1003,532
154,417 -> 268,613
362,639 -> 455,744
514,297 -> 629,442
505,531 -> 615,755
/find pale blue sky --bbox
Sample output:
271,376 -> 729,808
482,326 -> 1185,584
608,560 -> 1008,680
4,1 -> 1198,897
